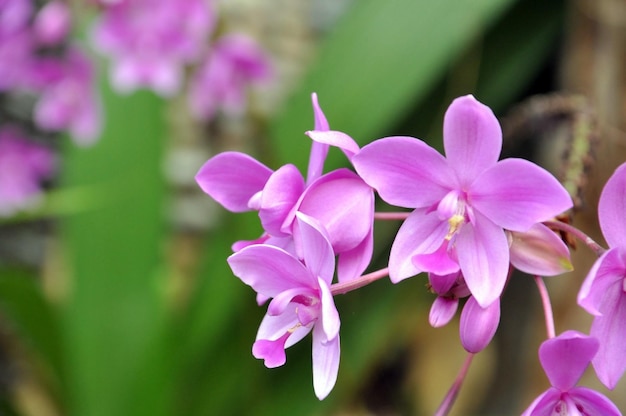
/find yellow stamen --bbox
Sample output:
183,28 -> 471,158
446,214 -> 465,240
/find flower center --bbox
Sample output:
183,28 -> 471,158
437,190 -> 470,240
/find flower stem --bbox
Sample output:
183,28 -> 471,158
543,219 -> 606,257
331,267 -> 389,295
534,275 -> 555,339
434,352 -> 475,416
374,212 -> 410,221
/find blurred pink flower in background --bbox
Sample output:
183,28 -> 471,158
91,0 -> 214,96
188,33 -> 272,120
33,46 -> 102,145
0,127 -> 56,217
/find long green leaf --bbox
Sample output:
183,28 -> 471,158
61,82 -> 171,416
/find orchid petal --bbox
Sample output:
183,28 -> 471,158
429,296 -> 458,328
294,213 -> 335,284
569,387 -> 622,416
521,387 -> 561,416
443,95 -> 502,185
256,304 -> 311,347
337,228 -> 373,283
259,164 -> 305,236
306,93 -> 330,183
471,158 -> 573,231
227,245 -> 315,296
599,163 -> 626,248
429,271 -> 461,295
456,212 -> 509,308
298,169 -> 373,252
267,287 -> 312,316
252,332 -> 290,368
509,223 -> 573,276
195,151 -> 272,212
306,130 -> 360,161
459,296 -> 500,353
312,324 -> 340,400
353,136 -> 454,208
412,240 -> 460,276
589,285 -> 626,389
539,330 -> 599,391
578,248 -> 625,316
318,277 -> 340,340
389,208 -> 449,283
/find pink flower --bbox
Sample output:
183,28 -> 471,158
33,46 -> 102,145
33,0 -> 72,46
0,127 -> 56,216
91,0 -> 214,96
578,162 -> 626,389
227,213 -> 340,400
0,0 -> 35,91
188,33 -> 271,121
196,94 -> 373,282
522,331 -> 620,416
508,223 -> 573,277
352,95 -> 572,307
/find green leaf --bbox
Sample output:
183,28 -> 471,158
61,82 -> 172,416
0,269 -> 64,405
270,0 -> 519,171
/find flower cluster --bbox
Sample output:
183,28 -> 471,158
91,0 -> 272,121
0,0 -> 101,216
1,0 -> 101,143
197,92 -> 624,413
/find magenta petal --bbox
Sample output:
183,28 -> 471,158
306,130 -> 360,161
267,287 -> 309,316
459,296 -> 500,353
599,163 -> 626,248
471,158 -> 573,231
195,152 -> 272,212
578,248 -> 625,316
337,228 -> 373,283
312,324 -> 340,400
412,240 -> 460,276
569,387 -> 622,416
429,296 -> 458,328
227,245 -> 315,297
443,95 -> 502,185
539,330 -> 599,391
589,284 -> 626,389
256,305 -> 311,348
253,334 -> 290,368
259,164 -> 305,236
455,213 -> 509,308
305,93 -> 330,183
389,208 -> 449,283
298,169 -> 373,252
353,136 -> 454,208
521,387 -> 560,416
429,272 -> 461,295
509,223 -> 573,276
294,213 -> 335,285
318,277 -> 340,340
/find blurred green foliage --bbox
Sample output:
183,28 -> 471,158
0,0 -> 567,414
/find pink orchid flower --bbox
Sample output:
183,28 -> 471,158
196,93 -> 374,282
352,95 -> 572,307
522,331 -> 620,416
227,213 -> 340,400
578,162 -> 626,389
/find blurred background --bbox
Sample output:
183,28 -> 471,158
0,0 -> 625,415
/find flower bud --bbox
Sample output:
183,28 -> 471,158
460,296 -> 500,353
